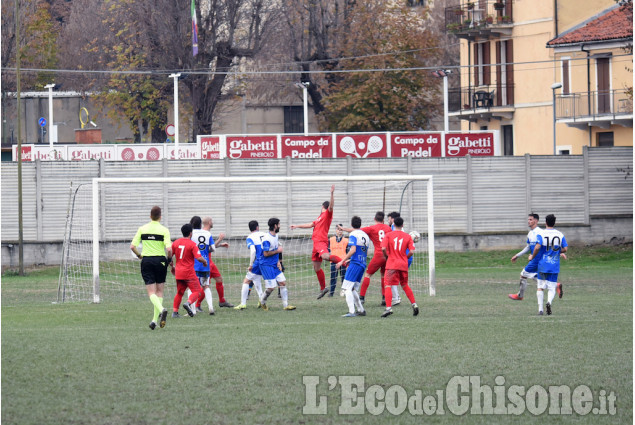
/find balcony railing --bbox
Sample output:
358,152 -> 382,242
556,89 -> 633,121
449,84 -> 515,113
445,0 -> 513,35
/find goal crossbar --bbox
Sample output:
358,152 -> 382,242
91,174 -> 436,303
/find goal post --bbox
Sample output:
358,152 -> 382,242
60,174 -> 435,303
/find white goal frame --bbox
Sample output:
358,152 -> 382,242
91,175 -> 436,303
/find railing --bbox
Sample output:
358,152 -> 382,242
448,84 -> 515,112
556,89 -> 633,120
445,0 -> 513,33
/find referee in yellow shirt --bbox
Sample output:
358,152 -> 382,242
131,206 -> 173,330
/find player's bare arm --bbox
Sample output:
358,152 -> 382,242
328,184 -> 335,212
336,245 -> 356,269
337,224 -> 353,233
290,222 -> 314,230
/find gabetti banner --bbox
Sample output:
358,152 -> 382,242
13,131 -> 498,161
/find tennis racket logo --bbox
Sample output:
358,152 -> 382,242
339,136 -> 384,158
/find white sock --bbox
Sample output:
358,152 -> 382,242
185,289 -> 191,302
345,289 -> 355,314
352,290 -> 364,313
204,287 -> 214,312
280,286 -> 288,307
537,290 -> 544,312
254,278 -> 263,298
547,287 -> 556,304
241,283 -> 250,305
391,286 -> 400,300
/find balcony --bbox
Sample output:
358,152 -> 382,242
448,84 -> 515,121
445,1 -> 513,40
556,89 -> 633,129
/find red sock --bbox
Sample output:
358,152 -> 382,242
401,284 -> 416,304
384,286 -> 393,308
216,281 -> 226,303
187,290 -> 200,305
173,284 -> 185,312
380,275 -> 385,296
329,255 -> 342,264
316,269 -> 326,290
196,288 -> 206,307
360,277 -> 371,297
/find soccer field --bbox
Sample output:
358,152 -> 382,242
2,245 -> 632,424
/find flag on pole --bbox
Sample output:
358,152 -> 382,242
191,0 -> 199,56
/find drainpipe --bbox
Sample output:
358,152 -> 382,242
554,0 -> 558,36
581,43 -> 592,147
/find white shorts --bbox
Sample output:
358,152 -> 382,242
264,272 -> 286,289
537,279 -> 557,290
520,269 -> 537,279
244,271 -> 262,284
341,279 -> 361,291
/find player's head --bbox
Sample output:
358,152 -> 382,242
387,211 -> 400,224
181,223 -> 193,237
268,217 -> 280,233
545,214 -> 556,227
322,201 -> 330,211
203,216 -> 213,229
190,216 -> 202,229
351,216 -> 362,229
249,220 -> 259,232
150,206 -> 161,221
336,225 -> 343,236
374,211 -> 385,222
393,216 -> 404,229
528,213 -> 539,228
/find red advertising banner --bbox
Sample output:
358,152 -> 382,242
226,136 -> 277,159
334,134 -> 388,158
444,133 -> 495,157
280,135 -> 332,158
199,136 -> 222,159
391,133 -> 442,158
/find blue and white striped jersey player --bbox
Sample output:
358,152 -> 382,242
258,218 -> 296,311
335,216 -> 368,317
509,213 -> 543,301
531,214 -> 568,316
235,220 -> 265,310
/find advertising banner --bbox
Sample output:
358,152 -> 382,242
390,133 -> 443,158
198,136 -> 223,159
444,133 -> 495,157
226,136 -> 278,159
334,133 -> 388,158
280,135 -> 333,159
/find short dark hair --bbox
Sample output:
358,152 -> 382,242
190,216 -> 202,229
374,211 -> 385,222
388,211 -> 400,219
268,217 -> 280,231
322,201 -> 330,209
529,213 -> 539,221
181,223 -> 193,237
545,214 -> 556,227
351,216 -> 362,229
394,216 -> 404,228
248,220 -> 259,232
150,206 -> 161,220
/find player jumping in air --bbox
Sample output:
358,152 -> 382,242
380,216 -> 419,318
335,216 -> 369,317
290,185 -> 344,299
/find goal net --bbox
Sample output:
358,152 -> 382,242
58,175 -> 435,306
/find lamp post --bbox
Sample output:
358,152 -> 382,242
294,82 -> 309,136
44,83 -> 55,146
432,70 -> 451,133
169,73 -> 181,155
551,82 -> 563,155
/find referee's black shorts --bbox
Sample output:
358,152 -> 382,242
140,256 -> 168,285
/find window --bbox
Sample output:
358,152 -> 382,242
561,59 -> 570,95
597,132 -> 614,147
474,42 -> 491,86
284,106 -> 304,134
502,125 -> 513,156
407,0 -> 425,6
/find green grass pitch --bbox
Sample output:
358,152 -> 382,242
2,244 -> 632,424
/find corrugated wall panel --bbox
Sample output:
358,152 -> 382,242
1,163 -> 38,240
588,147 -> 633,216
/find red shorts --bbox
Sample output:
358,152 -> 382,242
366,255 -> 386,276
176,278 -> 201,294
209,261 -> 222,279
311,241 -> 330,262
384,269 -> 408,286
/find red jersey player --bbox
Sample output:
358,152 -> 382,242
380,216 -> 419,318
290,185 -> 344,299
338,211 -> 392,305
171,223 -> 208,317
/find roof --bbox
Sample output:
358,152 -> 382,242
547,2 -> 633,46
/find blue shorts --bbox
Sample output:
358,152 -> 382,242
343,262 -> 366,284
261,264 -> 282,280
539,272 -> 559,283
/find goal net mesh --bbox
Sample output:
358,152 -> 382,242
58,176 -> 434,306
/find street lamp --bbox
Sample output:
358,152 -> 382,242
551,82 -> 563,155
432,70 -> 451,133
169,73 -> 181,155
294,82 -> 309,136
44,83 -> 55,146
